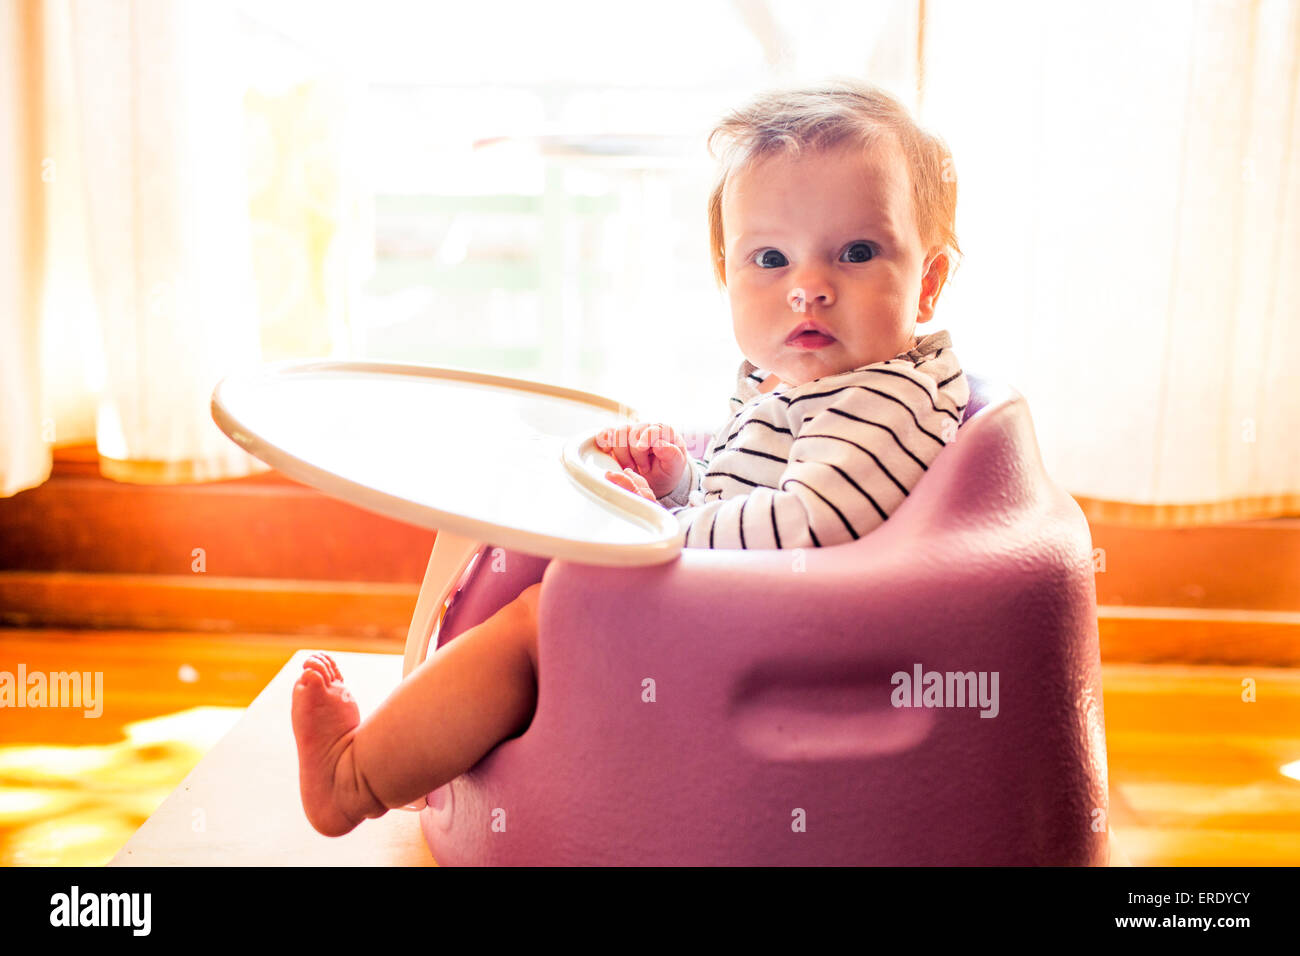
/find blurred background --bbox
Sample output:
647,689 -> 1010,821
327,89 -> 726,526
0,0 -> 1297,866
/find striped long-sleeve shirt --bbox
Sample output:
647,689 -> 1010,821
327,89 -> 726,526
655,329 -> 969,549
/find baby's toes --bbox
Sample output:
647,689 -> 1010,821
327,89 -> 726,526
292,666 -> 357,723
305,653 -> 343,683
293,666 -> 328,703
302,656 -> 332,682
322,654 -> 343,683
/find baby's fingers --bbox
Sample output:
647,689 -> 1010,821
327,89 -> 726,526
629,424 -> 658,473
632,423 -> 680,471
656,440 -> 684,468
605,468 -> 656,502
597,425 -> 635,471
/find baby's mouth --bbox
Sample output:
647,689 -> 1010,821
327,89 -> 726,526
786,321 -> 836,349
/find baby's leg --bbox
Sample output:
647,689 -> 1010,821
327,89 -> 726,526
291,582 -> 541,836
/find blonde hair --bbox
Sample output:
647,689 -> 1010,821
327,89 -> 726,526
705,78 -> 960,290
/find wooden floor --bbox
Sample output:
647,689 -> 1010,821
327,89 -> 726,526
2,627 -> 1298,866
0,627 -> 399,865
1103,663 -> 1300,865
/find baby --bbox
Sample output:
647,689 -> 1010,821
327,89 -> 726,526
600,85 -> 967,548
292,79 -> 969,836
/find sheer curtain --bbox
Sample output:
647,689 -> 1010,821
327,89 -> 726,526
0,0 -> 367,496
0,0 -> 47,496
920,0 -> 1300,524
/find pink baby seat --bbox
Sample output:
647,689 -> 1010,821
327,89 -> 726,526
418,372 -> 1109,865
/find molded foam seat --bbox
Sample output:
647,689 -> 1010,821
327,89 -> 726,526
418,372 -> 1109,865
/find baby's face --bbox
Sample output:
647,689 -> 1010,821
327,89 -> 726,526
721,138 -> 947,387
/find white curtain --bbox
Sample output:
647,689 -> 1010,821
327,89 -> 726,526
0,0 -> 367,496
66,0 -> 269,482
0,0 -> 47,496
920,0 -> 1300,523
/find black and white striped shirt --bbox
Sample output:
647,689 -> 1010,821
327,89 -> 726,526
656,330 -> 969,549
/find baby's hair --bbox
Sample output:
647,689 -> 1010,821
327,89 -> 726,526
705,77 -> 960,290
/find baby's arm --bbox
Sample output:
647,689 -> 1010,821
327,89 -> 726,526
669,371 -> 963,549
596,423 -> 696,503
655,448 -> 704,509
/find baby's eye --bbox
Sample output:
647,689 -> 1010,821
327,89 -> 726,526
841,242 -> 875,263
752,249 -> 788,269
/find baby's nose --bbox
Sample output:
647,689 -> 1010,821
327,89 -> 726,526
788,287 -> 807,313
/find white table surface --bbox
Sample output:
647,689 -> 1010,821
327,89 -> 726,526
109,651 -> 436,866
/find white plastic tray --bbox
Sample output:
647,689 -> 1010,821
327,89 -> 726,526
210,360 -> 683,567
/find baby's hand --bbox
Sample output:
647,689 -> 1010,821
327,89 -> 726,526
596,423 -> 687,500
603,466 -> 658,503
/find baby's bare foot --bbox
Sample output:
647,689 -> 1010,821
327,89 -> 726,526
290,653 -> 383,836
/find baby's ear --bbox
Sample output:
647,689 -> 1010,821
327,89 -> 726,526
918,252 -> 950,321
